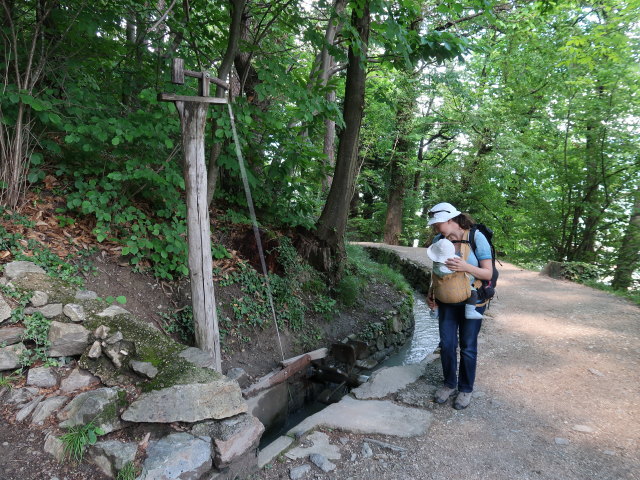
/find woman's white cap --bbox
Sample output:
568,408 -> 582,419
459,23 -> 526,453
427,238 -> 456,263
427,202 -> 461,225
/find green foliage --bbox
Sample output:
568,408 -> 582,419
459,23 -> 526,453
556,262 -> 601,283
160,306 -> 195,344
0,370 -> 22,389
344,244 -> 411,296
336,275 -> 363,308
20,313 -> 52,366
117,462 -> 138,480
59,422 -> 105,463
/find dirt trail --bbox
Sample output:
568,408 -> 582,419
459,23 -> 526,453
260,256 -> 640,480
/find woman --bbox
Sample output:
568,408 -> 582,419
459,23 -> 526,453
426,202 -> 493,410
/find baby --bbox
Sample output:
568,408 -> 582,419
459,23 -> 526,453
427,238 -> 483,320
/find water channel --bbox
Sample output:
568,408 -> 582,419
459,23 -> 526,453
260,289 -> 440,445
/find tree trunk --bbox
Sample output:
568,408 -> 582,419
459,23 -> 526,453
207,0 -> 246,206
297,1 -> 370,277
611,186 -> 640,290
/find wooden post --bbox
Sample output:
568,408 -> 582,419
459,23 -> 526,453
159,59 -> 230,373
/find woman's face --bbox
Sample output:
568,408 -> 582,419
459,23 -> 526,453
434,219 -> 454,236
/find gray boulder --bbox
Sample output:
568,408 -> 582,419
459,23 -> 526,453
0,326 -> 25,346
122,380 -> 246,423
63,304 -> 86,322
89,440 -> 138,478
47,321 -> 90,357
60,367 -> 100,393
57,387 -> 123,433
30,290 -> 49,307
0,343 -> 26,371
15,394 -> 44,422
0,293 -> 11,322
31,395 -> 68,425
25,303 -> 63,318
26,366 -> 58,388
5,386 -> 39,405
4,261 -> 45,280
75,289 -> 98,301
192,413 -> 264,469
140,433 -> 212,480
130,360 -> 158,379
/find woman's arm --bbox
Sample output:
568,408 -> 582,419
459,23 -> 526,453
444,257 -> 493,281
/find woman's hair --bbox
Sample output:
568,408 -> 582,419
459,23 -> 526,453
451,213 -> 475,230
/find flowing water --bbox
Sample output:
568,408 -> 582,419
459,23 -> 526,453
383,291 -> 440,366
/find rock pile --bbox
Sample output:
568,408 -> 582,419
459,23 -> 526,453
0,261 -> 263,479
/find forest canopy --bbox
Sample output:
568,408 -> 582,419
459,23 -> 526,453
1,0 -> 638,290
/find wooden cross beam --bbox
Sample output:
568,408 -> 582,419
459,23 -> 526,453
157,58 -> 230,104
158,58 -> 230,373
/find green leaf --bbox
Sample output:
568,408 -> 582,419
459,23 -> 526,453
116,296 -> 127,304
112,136 -> 121,146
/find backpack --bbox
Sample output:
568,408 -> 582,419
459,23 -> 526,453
442,223 -> 499,305
467,224 -> 499,305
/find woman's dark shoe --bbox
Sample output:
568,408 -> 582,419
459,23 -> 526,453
434,386 -> 456,404
454,391 -> 472,409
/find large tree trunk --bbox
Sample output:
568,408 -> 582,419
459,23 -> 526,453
383,81 -> 417,245
207,0 -> 246,205
297,1 -> 370,277
611,186 -> 640,290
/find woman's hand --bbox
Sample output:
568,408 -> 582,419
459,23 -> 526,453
445,256 -> 468,272
427,290 -> 436,310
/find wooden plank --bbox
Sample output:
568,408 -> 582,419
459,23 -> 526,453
279,348 -> 328,367
242,354 -> 311,398
184,69 -> 230,89
158,93 -> 228,104
171,58 -> 185,84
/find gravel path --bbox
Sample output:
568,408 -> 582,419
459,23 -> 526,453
257,254 -> 640,480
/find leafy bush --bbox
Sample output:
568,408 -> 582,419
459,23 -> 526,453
336,275 -> 362,307
20,313 -> 53,367
160,306 -> 195,344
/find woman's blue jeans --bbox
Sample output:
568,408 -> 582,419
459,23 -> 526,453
438,301 -> 485,393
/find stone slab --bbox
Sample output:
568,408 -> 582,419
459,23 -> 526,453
0,327 -> 25,346
351,359 -> 434,400
285,431 -> 341,461
122,380 -> 247,423
288,395 -> 433,438
258,435 -> 293,468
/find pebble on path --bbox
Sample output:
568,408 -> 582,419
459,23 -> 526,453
572,425 -> 595,433
555,438 -> 570,445
289,464 -> 311,480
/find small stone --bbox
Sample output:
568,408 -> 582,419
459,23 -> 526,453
75,290 -> 98,301
105,331 -> 123,344
16,395 -> 44,422
63,304 -> 86,322
603,450 -> 616,456
60,368 -> 100,393
0,326 -> 25,346
339,437 -> 349,445
0,343 -> 26,371
309,453 -> 336,472
30,291 -> 49,307
88,341 -> 102,359
554,437 -> 570,445
362,442 -> 373,458
289,464 -> 311,480
30,303 -> 63,319
588,368 -> 604,377
0,294 -> 11,322
573,425 -> 594,433
26,367 -> 58,388
3,261 -> 45,280
94,325 -> 110,339
130,360 -> 158,379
